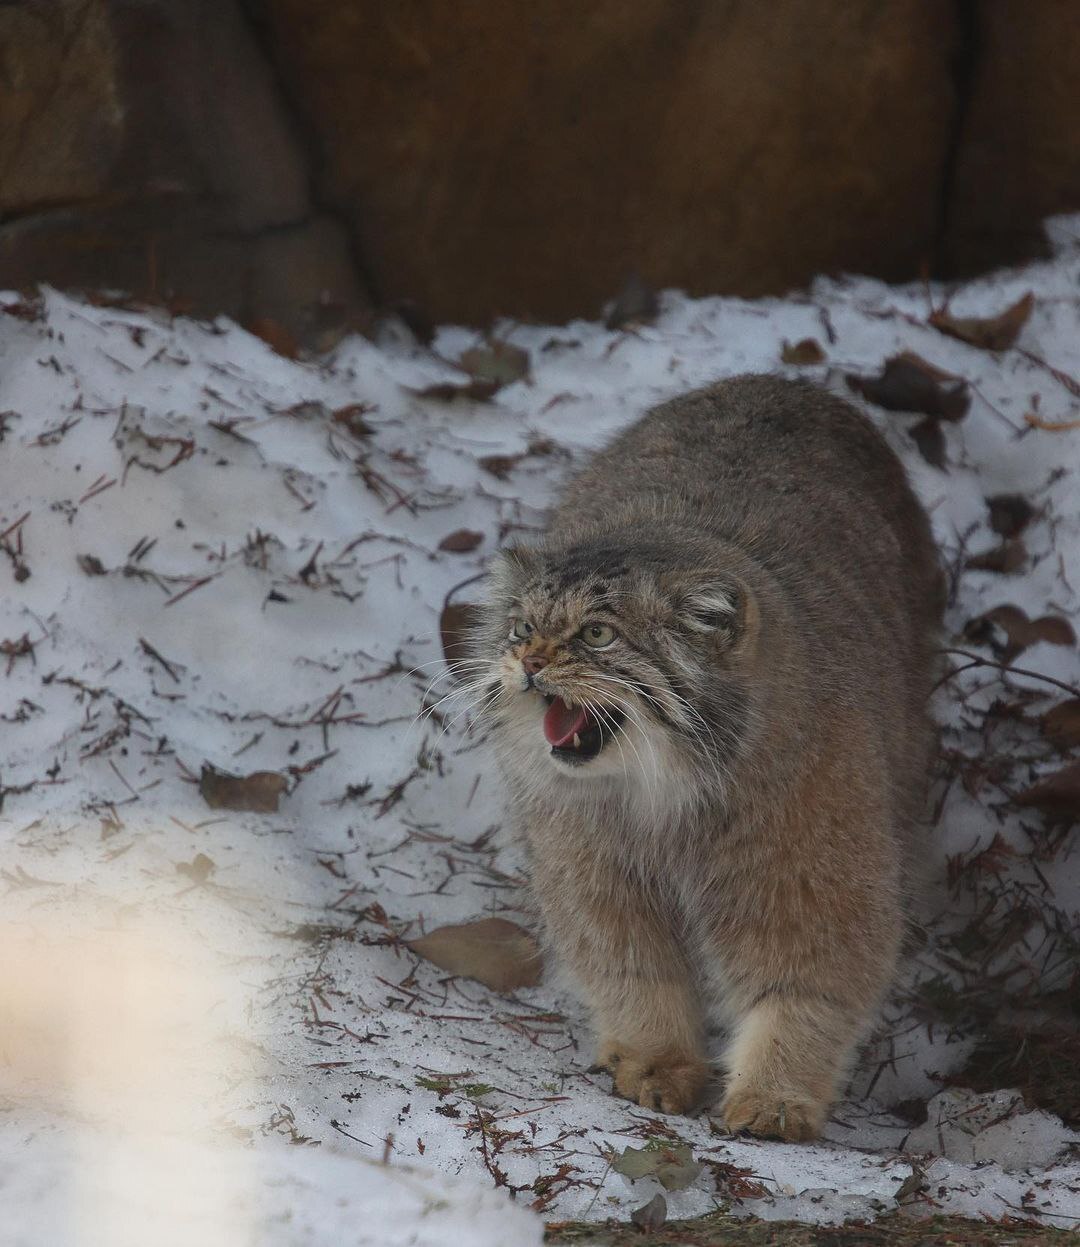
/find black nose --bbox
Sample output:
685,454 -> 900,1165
523,654 -> 548,676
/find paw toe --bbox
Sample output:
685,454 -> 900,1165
722,1089 -> 823,1142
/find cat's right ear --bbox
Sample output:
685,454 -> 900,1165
489,545 -> 541,595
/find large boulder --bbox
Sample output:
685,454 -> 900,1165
0,0 -> 369,347
944,0 -> 1080,276
252,0 -> 959,325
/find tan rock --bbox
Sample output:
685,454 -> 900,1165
0,2 -> 123,215
945,0 -> 1080,275
257,0 -> 959,324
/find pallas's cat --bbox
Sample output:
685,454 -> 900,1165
473,375 -> 942,1140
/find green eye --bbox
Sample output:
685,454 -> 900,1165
511,618 -> 533,640
581,623 -> 616,648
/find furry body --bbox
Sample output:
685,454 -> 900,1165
474,375 -> 942,1139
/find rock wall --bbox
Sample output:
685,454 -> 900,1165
1,0 -> 1078,334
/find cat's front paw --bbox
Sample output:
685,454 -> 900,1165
591,1040 -> 707,1115
721,1086 -> 824,1142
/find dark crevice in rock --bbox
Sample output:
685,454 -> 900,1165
933,0 -> 982,277
234,0 -> 383,311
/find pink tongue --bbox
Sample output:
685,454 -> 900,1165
543,699 -> 590,748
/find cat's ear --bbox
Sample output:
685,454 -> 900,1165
679,584 -> 740,634
667,574 -> 749,641
489,544 -> 541,594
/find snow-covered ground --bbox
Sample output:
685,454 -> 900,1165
2,220 -> 1080,1244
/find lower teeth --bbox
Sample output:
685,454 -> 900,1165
572,733 -> 581,748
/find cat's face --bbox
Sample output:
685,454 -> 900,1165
474,537 -> 754,798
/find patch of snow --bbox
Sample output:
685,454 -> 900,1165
908,1089 -> 1079,1171
2,215 -> 1080,1240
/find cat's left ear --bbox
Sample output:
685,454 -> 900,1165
668,574 -> 751,643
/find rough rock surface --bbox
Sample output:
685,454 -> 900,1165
945,0 -> 1080,276
0,0 -> 368,347
254,0 -> 959,323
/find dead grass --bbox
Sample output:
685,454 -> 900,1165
545,1211 -> 1078,1245
952,1020 -> 1080,1128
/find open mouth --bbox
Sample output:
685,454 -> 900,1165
541,695 -> 623,765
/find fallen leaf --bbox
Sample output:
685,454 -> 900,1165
439,600 -> 482,667
1024,412 -> 1080,432
459,340 -> 530,388
407,917 -> 542,992
199,764 -> 288,813
331,403 -> 375,438
605,272 -> 658,331
409,378 -> 501,403
1,297 -> 43,322
438,530 -> 484,553
965,538 -> 1026,574
1042,700 -> 1080,751
847,353 -> 970,421
1015,759 -> 1080,819
248,317 -> 299,359
176,852 -> 215,883
929,291 -> 1034,351
630,1193 -> 667,1231
77,554 -> 107,576
963,605 -> 1076,662
612,1143 -> 702,1192
705,1159 -> 771,1201
893,1162 -> 928,1203
909,416 -> 947,469
389,299 -> 435,346
478,454 -> 523,480
987,493 -> 1035,538
780,337 -> 826,365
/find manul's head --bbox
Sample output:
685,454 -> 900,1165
472,531 -> 759,806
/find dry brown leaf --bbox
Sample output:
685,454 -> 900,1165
459,340 -> 530,388
630,1193 -> 668,1231
410,378 -> 501,403
1015,759 -> 1080,819
1024,412 -> 1080,432
964,605 -> 1077,661
1042,700 -> 1080,751
1,298 -> 43,322
248,317 -> 300,359
612,1144 -> 702,1192
477,453 -> 523,480
407,917 -> 542,992
909,416 -> 947,469
987,493 -> 1036,538
605,272 -> 659,331
780,337 -> 826,365
966,539 -> 1026,574
438,530 -> 484,554
331,403 -> 375,438
176,852 -> 216,883
389,299 -> 435,346
847,353 -> 970,421
440,600 -> 482,667
929,291 -> 1034,351
199,764 -> 288,813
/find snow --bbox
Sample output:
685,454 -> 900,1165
2,218 -> 1080,1242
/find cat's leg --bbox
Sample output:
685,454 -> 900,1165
528,836 -> 708,1114
713,888 -> 900,1141
718,993 -> 866,1141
